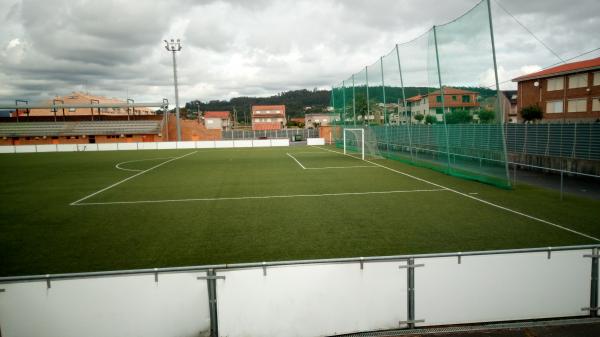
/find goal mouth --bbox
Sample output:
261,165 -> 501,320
343,127 -> 383,161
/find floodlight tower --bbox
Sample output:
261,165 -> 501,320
164,38 -> 182,141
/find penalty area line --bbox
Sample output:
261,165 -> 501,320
313,146 -> 600,242
71,189 -> 447,206
70,151 -> 197,206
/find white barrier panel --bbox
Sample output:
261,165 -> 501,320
0,146 -> 15,153
215,140 -> 234,148
251,139 -> 270,148
78,144 -> 98,152
56,144 -> 78,152
196,141 -> 216,149
97,143 -> 119,151
218,262 -> 407,337
14,145 -> 37,153
36,144 -> 58,153
233,140 -> 253,148
307,138 -> 325,146
0,273 -> 211,337
270,138 -> 290,147
415,250 -> 591,327
176,141 -> 196,149
157,142 -> 177,150
138,142 -> 158,150
116,143 -> 137,151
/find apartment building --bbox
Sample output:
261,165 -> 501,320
512,57 -> 600,122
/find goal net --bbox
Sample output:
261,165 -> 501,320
343,128 -> 382,160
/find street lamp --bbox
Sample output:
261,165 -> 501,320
164,38 -> 182,141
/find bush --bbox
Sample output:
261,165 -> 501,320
520,104 -> 543,123
425,115 -> 437,125
414,114 -> 424,123
477,109 -> 495,124
445,109 -> 473,124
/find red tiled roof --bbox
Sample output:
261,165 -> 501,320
253,122 -> 282,130
406,87 -> 477,101
204,111 -> 230,119
512,57 -> 600,82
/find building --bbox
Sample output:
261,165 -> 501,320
304,113 -> 340,128
512,57 -> 600,123
251,105 -> 286,130
502,90 -> 519,123
23,92 -> 155,118
203,111 -> 231,131
406,88 -> 480,122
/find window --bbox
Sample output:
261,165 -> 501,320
567,98 -> 587,112
594,72 -> 600,86
547,77 -> 564,91
568,74 -> 587,89
452,96 -> 457,101
546,100 -> 563,113
436,96 -> 442,103
592,97 -> 600,112
462,95 -> 471,103
69,108 -> 76,112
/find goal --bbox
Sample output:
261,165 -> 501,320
343,128 -> 382,160
343,128 -> 365,160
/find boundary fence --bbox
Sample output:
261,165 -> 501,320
1,245 -> 598,337
222,128 -> 318,141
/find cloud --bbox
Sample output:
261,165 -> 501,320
0,0 -> 598,106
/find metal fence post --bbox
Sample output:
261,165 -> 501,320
198,269 -> 225,337
399,258 -> 425,328
584,248 -> 599,317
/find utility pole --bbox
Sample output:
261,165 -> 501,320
164,39 -> 182,141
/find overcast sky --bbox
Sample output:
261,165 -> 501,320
0,0 -> 598,107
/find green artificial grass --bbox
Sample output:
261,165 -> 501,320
0,145 -> 598,276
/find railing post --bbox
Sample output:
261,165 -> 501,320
399,258 -> 425,329
198,269 -> 223,337
584,248 -> 599,317
592,248 -> 599,317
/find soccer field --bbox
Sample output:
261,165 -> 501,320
1,145 -> 598,276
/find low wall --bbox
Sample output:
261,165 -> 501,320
0,139 -> 290,154
0,245 -> 597,337
509,153 -> 600,176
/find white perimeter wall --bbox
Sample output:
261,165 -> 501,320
415,249 -> 592,326
0,139 -> 291,154
0,272 -> 211,337
217,262 -> 407,337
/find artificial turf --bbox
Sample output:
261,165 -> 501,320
0,145 -> 598,276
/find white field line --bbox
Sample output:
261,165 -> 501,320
71,189 -> 447,206
286,153 -> 306,169
287,152 -> 377,170
313,146 -> 600,242
306,166 -> 378,170
70,151 -> 197,206
115,157 -> 175,172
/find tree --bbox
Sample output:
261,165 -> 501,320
445,109 -> 473,124
414,114 -> 424,123
477,109 -> 495,124
520,104 -> 543,123
425,115 -> 437,125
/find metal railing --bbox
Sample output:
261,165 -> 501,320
1,244 -> 599,337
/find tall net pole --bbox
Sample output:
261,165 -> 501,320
396,44 -> 413,161
432,26 -> 452,172
487,0 -> 512,186
365,66 -> 370,123
352,75 -> 357,127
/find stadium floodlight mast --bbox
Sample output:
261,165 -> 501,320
164,38 -> 182,141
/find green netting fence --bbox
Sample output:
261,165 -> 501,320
331,0 -> 511,188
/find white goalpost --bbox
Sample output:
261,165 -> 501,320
343,128 -> 365,160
